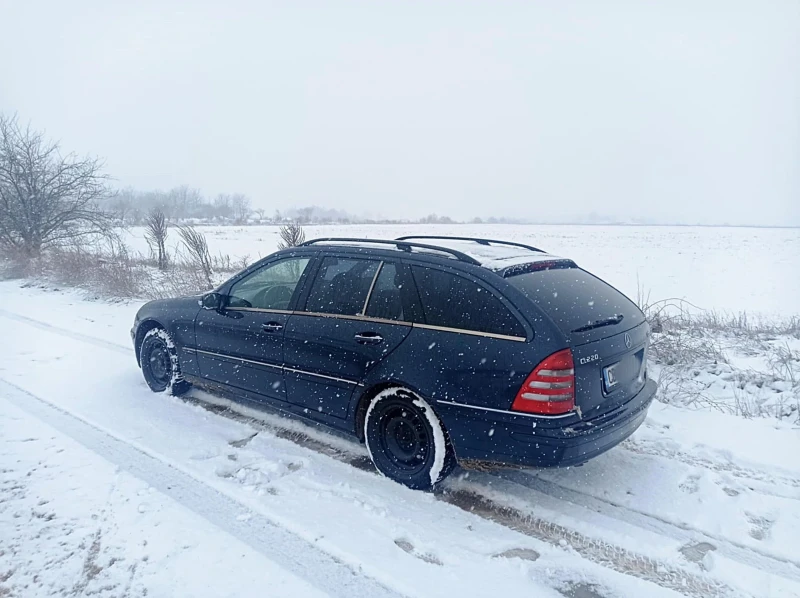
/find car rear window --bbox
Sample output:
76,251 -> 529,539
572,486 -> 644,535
506,267 -> 641,333
411,266 -> 526,338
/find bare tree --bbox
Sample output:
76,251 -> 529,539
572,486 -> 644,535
177,225 -> 214,289
230,193 -> 251,224
144,209 -> 169,270
278,222 -> 306,249
295,206 -> 314,224
213,194 -> 233,220
167,185 -> 202,220
0,114 -> 114,257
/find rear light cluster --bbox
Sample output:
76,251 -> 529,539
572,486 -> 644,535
511,349 -> 575,415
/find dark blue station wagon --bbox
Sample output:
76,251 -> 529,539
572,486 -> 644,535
132,236 -> 656,489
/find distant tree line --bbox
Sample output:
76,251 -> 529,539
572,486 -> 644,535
103,187 -> 253,225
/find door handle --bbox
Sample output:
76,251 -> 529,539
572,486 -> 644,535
261,321 -> 284,333
355,332 -> 383,345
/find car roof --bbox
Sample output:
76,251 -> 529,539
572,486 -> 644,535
297,236 -> 572,276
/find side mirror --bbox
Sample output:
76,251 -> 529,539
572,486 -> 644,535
201,292 -> 223,310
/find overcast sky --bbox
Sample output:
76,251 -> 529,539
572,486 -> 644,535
1,0 -> 798,225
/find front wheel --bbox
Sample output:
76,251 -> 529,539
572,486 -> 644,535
139,328 -> 190,395
364,388 -> 456,490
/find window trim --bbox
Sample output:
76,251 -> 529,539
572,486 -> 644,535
360,262 -> 384,316
411,322 -> 526,342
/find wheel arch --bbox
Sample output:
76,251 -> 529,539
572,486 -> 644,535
134,319 -> 165,366
352,380 -> 453,450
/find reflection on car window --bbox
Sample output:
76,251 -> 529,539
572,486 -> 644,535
365,263 -> 404,321
411,266 -> 525,337
304,257 -> 380,316
227,258 -> 310,310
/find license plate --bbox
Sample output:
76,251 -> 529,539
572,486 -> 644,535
603,363 -> 619,392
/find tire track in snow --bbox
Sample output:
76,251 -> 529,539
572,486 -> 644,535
437,488 -> 736,598
0,308 -> 132,355
490,469 -> 800,583
623,437 -> 800,498
0,379 -> 404,598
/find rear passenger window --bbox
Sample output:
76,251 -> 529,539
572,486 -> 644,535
411,266 -> 525,338
365,263 -> 405,321
304,257 -> 380,316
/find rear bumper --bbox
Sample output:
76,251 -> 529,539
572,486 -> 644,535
438,378 -> 656,468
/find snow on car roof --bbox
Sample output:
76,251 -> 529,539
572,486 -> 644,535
305,237 -> 569,272
404,238 -> 567,272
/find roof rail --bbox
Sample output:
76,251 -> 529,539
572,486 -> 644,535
299,238 -> 482,265
395,235 -> 545,253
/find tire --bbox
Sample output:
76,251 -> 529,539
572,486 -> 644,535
364,387 -> 456,490
139,328 -> 190,396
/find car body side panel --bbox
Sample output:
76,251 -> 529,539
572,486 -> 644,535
193,308 -> 289,401
283,314 -> 412,418
132,296 -> 202,376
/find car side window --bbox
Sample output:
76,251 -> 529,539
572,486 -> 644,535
227,257 -> 311,310
364,262 -> 405,321
304,257 -> 381,316
410,265 -> 526,338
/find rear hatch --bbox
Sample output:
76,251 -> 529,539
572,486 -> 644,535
506,264 -> 649,417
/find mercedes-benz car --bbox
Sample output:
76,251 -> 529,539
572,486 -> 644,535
132,236 -> 655,489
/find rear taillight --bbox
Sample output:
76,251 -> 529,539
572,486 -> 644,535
511,349 -> 575,415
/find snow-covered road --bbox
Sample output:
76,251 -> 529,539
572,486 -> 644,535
2,281 -> 799,598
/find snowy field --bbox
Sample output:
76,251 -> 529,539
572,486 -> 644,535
121,224 -> 800,318
2,225 -> 800,597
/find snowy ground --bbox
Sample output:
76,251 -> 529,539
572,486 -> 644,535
1,280 -> 799,597
2,224 -> 800,597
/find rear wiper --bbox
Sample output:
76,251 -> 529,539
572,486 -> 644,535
572,314 -> 624,333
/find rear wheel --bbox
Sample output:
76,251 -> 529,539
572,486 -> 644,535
364,388 -> 456,490
139,328 -> 190,395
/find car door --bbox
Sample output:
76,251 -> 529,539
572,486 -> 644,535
193,255 -> 313,401
283,255 -> 414,419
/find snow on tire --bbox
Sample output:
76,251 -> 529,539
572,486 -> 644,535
364,387 -> 456,490
139,328 -> 190,396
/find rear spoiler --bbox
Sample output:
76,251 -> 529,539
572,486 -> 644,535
500,259 -> 577,278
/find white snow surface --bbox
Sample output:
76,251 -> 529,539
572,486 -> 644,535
1,275 -> 800,596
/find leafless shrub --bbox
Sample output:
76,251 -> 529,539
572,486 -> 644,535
210,252 -> 250,273
235,254 -> 251,270
768,342 -> 799,387
278,222 -> 305,249
177,225 -> 214,290
637,296 -> 725,367
144,209 -> 169,270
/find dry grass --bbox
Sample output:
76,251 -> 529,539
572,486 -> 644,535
1,232 -> 242,300
637,287 -> 800,421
